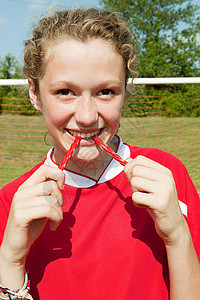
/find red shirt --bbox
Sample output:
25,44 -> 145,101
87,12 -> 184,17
1,140 -> 200,299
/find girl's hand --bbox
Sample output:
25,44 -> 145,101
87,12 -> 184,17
1,165 -> 65,265
124,155 -> 187,246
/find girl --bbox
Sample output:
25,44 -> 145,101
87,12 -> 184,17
0,8 -> 200,300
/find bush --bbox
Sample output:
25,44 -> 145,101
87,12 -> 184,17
122,84 -> 200,117
0,85 -> 39,116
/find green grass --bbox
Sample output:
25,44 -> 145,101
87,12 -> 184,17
119,117 -> 200,193
0,114 -> 50,187
0,114 -> 199,193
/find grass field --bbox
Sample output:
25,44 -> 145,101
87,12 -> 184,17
0,114 -> 199,193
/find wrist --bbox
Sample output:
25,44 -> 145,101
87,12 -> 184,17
0,270 -> 32,300
0,242 -> 26,267
164,219 -> 191,248
0,247 -> 26,291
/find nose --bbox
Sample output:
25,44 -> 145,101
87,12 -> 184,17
74,95 -> 98,126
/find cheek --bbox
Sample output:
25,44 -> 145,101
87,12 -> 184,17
106,105 -> 122,126
42,104 -> 69,128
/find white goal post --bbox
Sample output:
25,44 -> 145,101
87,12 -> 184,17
0,77 -> 200,86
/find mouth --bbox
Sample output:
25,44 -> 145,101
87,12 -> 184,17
66,128 -> 103,140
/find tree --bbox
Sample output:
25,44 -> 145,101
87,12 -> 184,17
0,54 -> 23,94
0,55 -> 31,115
0,54 -> 23,79
101,0 -> 200,77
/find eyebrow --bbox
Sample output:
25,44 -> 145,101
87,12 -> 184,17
49,79 -> 122,89
96,79 -> 122,86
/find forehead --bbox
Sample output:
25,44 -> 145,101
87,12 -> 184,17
43,38 -> 125,82
46,38 -> 120,61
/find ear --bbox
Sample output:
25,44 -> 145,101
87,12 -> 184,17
28,78 -> 42,112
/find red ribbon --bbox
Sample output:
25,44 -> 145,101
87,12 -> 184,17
92,135 -> 127,166
58,135 -> 127,170
58,136 -> 82,170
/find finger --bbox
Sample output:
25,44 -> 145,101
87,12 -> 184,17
31,205 -> 63,229
25,203 -> 63,232
124,155 -> 171,182
44,195 -> 59,206
11,197 -> 63,228
132,192 -> 168,213
132,165 -> 170,182
132,165 -> 156,181
26,195 -> 63,209
49,220 -> 61,231
14,195 -> 63,216
132,191 -> 157,207
131,172 -> 176,198
131,176 -> 156,194
19,165 -> 65,191
132,186 -> 180,208
134,156 -> 171,174
17,180 -> 63,206
124,158 -> 134,182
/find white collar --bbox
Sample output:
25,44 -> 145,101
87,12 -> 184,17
45,136 -> 130,188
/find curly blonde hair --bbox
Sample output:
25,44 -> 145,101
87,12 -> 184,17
24,8 -> 136,92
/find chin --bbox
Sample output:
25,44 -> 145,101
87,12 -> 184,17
73,147 -> 102,162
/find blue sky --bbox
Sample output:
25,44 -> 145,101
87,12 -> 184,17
0,0 -> 101,60
0,0 -> 199,62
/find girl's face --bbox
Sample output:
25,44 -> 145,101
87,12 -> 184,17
29,38 -> 126,163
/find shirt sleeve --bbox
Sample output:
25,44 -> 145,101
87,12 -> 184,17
0,188 -> 11,245
176,164 -> 200,261
160,150 -> 200,261
130,146 -> 200,261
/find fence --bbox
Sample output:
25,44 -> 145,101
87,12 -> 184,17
0,78 -> 200,193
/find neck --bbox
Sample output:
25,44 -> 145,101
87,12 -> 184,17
55,136 -> 119,180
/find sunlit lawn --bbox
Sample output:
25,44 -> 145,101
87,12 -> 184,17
0,114 -> 199,193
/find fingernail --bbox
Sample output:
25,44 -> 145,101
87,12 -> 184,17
126,158 -> 132,162
50,222 -> 57,231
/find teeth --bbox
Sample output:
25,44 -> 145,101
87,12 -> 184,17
67,129 -> 101,139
